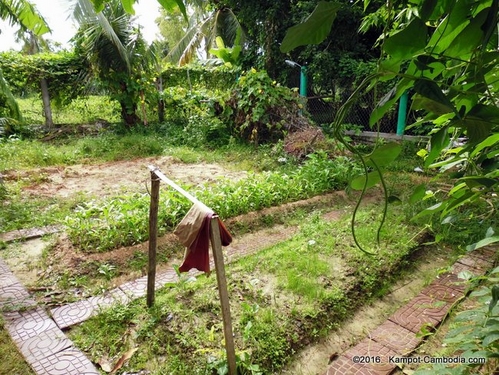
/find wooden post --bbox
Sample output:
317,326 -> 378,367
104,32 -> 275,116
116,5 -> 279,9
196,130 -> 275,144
147,171 -> 160,308
209,216 -> 237,375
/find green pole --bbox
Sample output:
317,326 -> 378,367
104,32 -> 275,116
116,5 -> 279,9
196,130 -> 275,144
397,91 -> 408,136
300,65 -> 307,97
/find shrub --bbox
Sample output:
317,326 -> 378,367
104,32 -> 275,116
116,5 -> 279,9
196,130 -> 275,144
220,69 -> 312,144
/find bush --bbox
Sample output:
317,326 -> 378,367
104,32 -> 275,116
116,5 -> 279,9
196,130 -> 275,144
220,69 -> 312,144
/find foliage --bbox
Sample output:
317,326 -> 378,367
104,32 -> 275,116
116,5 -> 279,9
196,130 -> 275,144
72,0 -> 153,126
161,63 -> 238,91
165,3 -> 245,67
65,151 -> 358,251
220,68 -> 310,144
415,267 -> 499,375
87,0 -> 187,20
159,86 -> 231,147
0,51 -> 87,104
0,0 -> 50,36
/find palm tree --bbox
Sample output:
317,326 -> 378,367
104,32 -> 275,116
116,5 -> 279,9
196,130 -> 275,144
165,2 -> 245,66
71,0 -> 149,126
0,0 -> 50,132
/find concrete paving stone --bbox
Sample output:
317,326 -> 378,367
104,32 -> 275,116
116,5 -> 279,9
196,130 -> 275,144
450,262 -> 478,278
18,327 -> 73,363
119,276 -> 148,299
420,283 -> 464,304
0,225 -> 61,243
326,355 -> 377,374
0,258 -> 10,274
0,282 -> 37,311
50,300 -> 95,329
369,320 -> 422,355
30,348 -> 99,375
343,338 -> 398,374
466,247 -> 497,263
88,287 -> 130,311
4,307 -> 59,342
456,255 -> 492,273
432,272 -> 467,293
388,295 -> 450,333
154,270 -> 179,289
0,272 -> 20,288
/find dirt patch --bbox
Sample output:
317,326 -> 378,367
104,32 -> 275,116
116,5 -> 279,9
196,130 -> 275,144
7,156 -> 247,198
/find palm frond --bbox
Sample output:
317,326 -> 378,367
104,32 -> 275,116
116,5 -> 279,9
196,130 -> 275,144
165,18 -> 209,65
71,0 -> 131,72
0,0 -> 50,36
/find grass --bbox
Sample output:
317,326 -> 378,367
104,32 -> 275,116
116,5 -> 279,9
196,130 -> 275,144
17,95 -> 121,125
67,201 -> 423,374
0,322 -> 34,375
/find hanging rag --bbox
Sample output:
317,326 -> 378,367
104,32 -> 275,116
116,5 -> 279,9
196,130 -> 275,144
174,203 -> 232,274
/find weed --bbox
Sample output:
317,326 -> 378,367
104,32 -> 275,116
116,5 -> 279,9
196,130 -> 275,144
98,263 -> 117,281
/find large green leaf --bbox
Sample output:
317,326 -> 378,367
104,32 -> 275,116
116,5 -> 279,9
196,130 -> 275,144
414,79 -> 456,114
121,0 -> 135,14
420,0 -> 438,21
425,127 -> 449,168
350,171 -> 381,190
370,78 -> 413,126
157,0 -> 187,21
280,1 -> 341,53
471,133 -> 499,157
428,0 -> 474,54
444,8 -> 489,58
383,17 -> 427,61
409,184 -> 427,204
366,142 -> 402,168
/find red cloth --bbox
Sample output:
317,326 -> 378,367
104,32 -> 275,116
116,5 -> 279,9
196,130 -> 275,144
174,204 -> 232,274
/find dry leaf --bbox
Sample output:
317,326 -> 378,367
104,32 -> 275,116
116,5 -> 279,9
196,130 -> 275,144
110,347 -> 139,374
97,355 -> 113,373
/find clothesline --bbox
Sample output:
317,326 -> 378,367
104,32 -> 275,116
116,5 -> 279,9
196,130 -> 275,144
147,165 -> 212,212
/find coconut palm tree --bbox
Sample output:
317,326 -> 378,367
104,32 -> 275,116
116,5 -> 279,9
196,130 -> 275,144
165,2 -> 245,66
71,0 -> 149,125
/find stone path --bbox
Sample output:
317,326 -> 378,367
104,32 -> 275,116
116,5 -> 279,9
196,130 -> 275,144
0,222 -> 301,374
324,246 -> 496,375
0,223 -> 497,375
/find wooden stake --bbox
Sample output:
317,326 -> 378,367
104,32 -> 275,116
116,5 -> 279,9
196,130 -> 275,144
209,216 -> 237,375
147,171 -> 160,308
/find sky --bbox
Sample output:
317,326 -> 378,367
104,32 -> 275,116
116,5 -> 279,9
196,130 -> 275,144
0,0 -> 161,51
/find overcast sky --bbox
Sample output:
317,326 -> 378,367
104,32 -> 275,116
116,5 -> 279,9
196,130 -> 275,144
0,0 -> 161,51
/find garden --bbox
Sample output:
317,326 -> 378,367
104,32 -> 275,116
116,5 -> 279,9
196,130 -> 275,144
1,0 -> 499,374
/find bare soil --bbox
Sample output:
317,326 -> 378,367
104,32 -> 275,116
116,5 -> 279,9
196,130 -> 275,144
6,156 -> 247,198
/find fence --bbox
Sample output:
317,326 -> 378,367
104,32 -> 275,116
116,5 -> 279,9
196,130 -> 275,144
287,73 -> 419,135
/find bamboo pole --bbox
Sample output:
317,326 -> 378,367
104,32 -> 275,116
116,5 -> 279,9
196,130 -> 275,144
209,216 -> 237,375
147,171 -> 160,308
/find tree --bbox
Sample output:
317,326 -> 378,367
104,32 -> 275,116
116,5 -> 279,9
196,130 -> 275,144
282,0 -> 499,249
87,0 -> 187,20
72,0 -> 150,126
0,0 -> 50,132
156,6 -> 187,56
164,2 -> 245,66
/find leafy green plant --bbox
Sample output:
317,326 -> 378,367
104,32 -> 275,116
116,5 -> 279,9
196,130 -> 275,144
65,151 -> 359,252
415,267 -> 499,375
220,68 -> 309,144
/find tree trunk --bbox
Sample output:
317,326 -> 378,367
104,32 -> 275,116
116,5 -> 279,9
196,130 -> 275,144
40,78 -> 53,128
157,76 -> 164,123
120,101 -> 140,126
